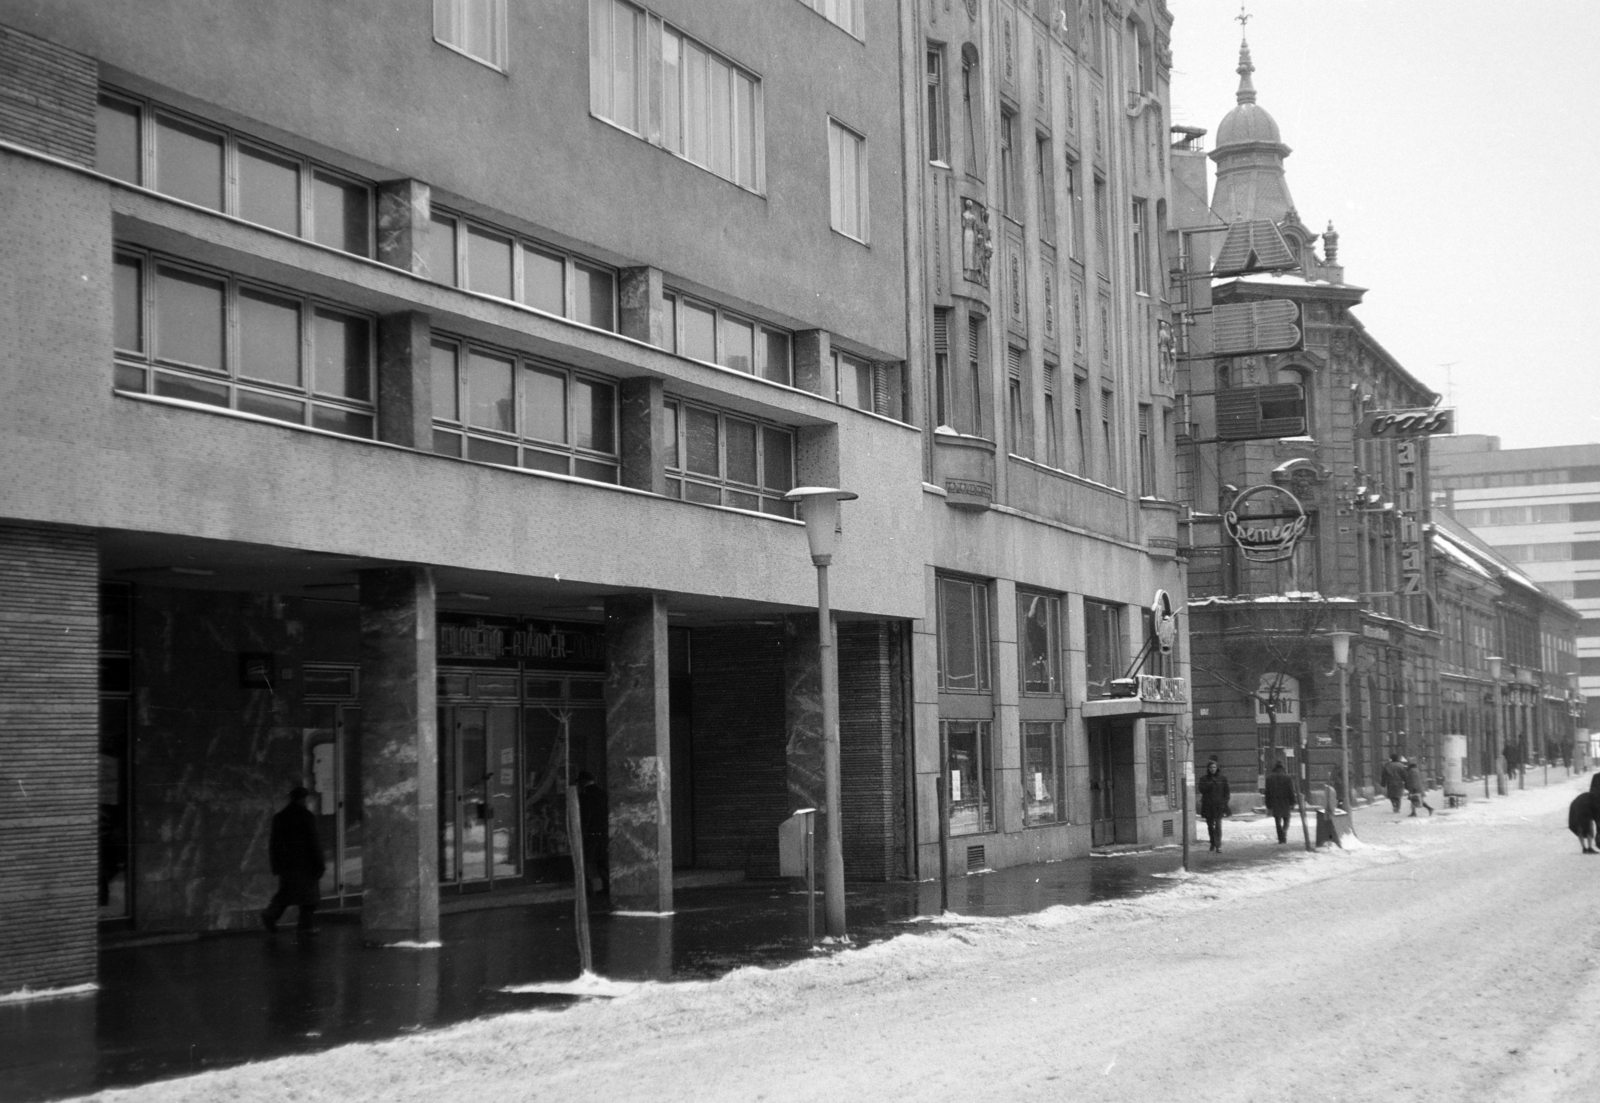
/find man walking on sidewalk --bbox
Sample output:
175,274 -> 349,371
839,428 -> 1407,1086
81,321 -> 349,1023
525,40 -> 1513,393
261,786 -> 325,935
1264,761 -> 1297,844
1381,753 -> 1407,814
1404,759 -> 1434,818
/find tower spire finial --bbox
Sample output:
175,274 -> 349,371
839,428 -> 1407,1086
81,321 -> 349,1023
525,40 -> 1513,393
1234,5 -> 1257,105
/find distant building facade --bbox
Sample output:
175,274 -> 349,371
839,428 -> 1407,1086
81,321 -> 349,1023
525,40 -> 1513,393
1171,37 -> 1448,804
1433,436 -> 1595,743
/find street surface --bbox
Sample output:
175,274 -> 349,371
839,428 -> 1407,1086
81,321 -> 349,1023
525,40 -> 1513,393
75,774 -> 1599,1103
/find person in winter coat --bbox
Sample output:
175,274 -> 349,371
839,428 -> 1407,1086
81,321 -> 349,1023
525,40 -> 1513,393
1264,761 -> 1298,844
1568,791 -> 1597,853
261,786 -> 325,934
1380,753 -> 1407,813
1197,757 -> 1231,852
1404,759 -> 1434,817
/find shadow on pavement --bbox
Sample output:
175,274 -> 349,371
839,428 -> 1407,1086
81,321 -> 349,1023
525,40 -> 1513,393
0,836 -> 1288,1101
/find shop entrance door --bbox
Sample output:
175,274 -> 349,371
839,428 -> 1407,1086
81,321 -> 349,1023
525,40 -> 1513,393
1089,725 -> 1116,846
439,704 -> 521,885
305,701 -> 362,904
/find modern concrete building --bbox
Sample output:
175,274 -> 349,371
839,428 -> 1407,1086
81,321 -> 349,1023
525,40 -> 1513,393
0,0 -> 1191,995
1170,35 -> 1450,803
1433,436 -> 1596,743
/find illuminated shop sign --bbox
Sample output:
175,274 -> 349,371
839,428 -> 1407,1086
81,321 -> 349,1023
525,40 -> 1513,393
1223,484 -> 1309,563
1360,407 -> 1454,438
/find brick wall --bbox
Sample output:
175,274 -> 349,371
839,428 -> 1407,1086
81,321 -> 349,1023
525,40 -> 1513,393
689,626 -> 788,876
0,22 -> 95,166
0,523 -> 99,993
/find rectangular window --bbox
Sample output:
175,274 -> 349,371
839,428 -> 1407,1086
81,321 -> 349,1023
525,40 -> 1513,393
963,315 -> 985,437
1138,402 -> 1155,496
432,210 -> 617,333
800,0 -> 864,38
1073,374 -> 1087,472
662,399 -> 796,516
933,307 -> 951,428
926,47 -> 948,164
1022,721 -> 1064,826
1043,361 -> 1061,467
663,292 -> 792,385
1064,157 -> 1082,259
435,0 -> 508,71
1017,590 -> 1061,694
595,3 -> 764,192
829,119 -> 869,242
1007,347 -> 1028,457
1036,135 -> 1055,241
98,92 -> 372,258
835,351 -> 874,411
999,110 -> 1018,221
1084,599 -> 1124,699
430,337 -> 619,481
1100,387 -> 1115,484
1093,176 -> 1107,265
944,720 -> 993,835
114,248 -> 375,438
1131,199 -> 1148,293
937,575 -> 991,692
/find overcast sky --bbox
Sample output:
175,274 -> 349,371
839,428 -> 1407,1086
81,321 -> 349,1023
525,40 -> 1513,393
1164,0 -> 1600,452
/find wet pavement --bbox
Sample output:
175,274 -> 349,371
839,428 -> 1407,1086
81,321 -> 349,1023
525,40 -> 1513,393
1,835 -> 1288,1102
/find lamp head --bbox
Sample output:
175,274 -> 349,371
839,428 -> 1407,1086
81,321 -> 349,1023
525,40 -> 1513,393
1329,630 -> 1352,668
1487,655 -> 1503,681
784,487 -> 859,564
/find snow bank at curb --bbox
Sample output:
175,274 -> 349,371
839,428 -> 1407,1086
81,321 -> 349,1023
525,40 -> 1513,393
0,982 -> 97,1004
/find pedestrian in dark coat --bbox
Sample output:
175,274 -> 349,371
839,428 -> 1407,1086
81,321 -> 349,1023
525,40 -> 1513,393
1568,792 -> 1597,854
261,786 -> 325,934
1404,759 -> 1434,817
1197,758 -> 1231,853
575,771 -> 609,894
1380,754 -> 1407,813
1264,761 -> 1297,844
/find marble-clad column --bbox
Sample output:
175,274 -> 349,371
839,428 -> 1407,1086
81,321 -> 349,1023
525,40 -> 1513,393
793,330 -> 832,397
603,594 -> 672,913
359,567 -> 439,944
784,613 -> 828,860
618,377 -> 665,494
376,179 -> 431,276
376,311 -> 431,449
618,266 -> 665,347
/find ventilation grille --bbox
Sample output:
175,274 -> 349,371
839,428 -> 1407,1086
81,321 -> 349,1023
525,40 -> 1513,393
1162,819 -> 1174,837
966,845 -> 986,872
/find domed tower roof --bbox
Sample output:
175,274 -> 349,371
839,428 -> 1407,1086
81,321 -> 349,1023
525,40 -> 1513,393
1209,36 -> 1296,225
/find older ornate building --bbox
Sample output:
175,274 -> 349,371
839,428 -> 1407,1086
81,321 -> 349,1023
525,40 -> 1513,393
1171,36 -> 1446,803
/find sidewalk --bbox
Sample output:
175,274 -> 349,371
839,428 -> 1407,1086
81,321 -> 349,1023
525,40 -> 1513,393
1,836 -> 1298,1102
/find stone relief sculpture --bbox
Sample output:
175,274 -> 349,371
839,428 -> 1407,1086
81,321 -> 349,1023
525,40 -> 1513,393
961,198 -> 994,288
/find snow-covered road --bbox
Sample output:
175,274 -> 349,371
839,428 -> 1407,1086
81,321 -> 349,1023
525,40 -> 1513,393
82,775 -> 1600,1102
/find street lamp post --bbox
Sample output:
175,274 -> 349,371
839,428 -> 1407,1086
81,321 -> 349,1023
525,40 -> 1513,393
1330,630 -> 1354,833
786,486 -> 858,940
1488,656 -> 1506,797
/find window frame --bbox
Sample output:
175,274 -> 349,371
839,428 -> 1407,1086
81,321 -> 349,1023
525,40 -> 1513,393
97,90 -> 373,258
1016,589 -> 1063,696
662,397 -> 797,517
943,719 -> 994,836
434,0 -> 509,71
112,246 -> 377,438
1083,598 -> 1126,700
798,0 -> 865,40
926,45 -> 949,165
590,0 -> 767,194
661,290 -> 793,385
937,574 -> 992,693
1022,720 -> 1066,826
429,334 -> 622,483
430,208 -> 618,332
828,116 -> 870,243
1131,198 -> 1148,294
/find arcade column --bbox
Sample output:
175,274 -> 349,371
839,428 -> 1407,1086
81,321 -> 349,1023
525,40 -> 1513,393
603,594 -> 673,913
0,523 -> 98,993
359,566 -> 439,944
